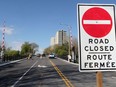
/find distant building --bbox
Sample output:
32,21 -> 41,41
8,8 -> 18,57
55,30 -> 67,45
50,37 -> 55,46
50,30 -> 67,46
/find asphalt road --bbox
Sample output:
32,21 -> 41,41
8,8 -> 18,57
0,56 -> 116,87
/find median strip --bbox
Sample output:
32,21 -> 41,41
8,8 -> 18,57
49,59 -> 74,87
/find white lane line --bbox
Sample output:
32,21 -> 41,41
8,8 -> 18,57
11,61 -> 38,87
38,65 -> 47,68
83,20 -> 111,24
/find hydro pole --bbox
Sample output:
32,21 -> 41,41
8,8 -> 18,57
1,21 -> 5,62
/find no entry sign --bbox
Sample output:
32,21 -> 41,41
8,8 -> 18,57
78,4 -> 116,72
82,7 -> 112,38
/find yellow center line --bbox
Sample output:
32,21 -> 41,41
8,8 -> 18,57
49,59 -> 74,87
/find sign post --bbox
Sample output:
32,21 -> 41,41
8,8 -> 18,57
78,4 -> 115,87
96,72 -> 103,87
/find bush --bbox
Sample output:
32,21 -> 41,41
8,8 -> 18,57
4,50 -> 20,61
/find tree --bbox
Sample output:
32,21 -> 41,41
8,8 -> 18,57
72,37 -> 78,56
21,42 -> 32,56
54,43 -> 68,59
44,42 -> 69,59
21,42 -> 39,56
5,50 -> 19,56
4,49 -> 20,61
30,43 -> 39,54
43,46 -> 53,55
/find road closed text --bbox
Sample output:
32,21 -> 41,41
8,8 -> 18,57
84,39 -> 114,51
84,46 -> 114,51
83,38 -> 116,69
84,62 -> 116,68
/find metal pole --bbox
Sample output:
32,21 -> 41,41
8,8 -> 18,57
62,30 -> 63,45
68,28 -> 71,55
60,23 -> 71,56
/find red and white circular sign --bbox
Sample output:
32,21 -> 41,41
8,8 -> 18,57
82,7 -> 112,38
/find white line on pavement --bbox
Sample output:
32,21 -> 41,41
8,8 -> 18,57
11,60 -> 38,87
38,65 -> 47,68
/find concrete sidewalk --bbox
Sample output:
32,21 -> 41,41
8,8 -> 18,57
56,57 -> 79,66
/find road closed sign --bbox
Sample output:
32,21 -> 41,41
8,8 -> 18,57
77,4 -> 116,72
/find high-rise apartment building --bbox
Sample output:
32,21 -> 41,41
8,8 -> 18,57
50,30 -> 67,46
50,37 -> 55,46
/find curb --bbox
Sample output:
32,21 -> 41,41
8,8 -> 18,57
0,59 -> 25,67
57,57 -> 79,66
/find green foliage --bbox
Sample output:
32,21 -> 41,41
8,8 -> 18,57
44,43 -> 69,58
54,44 -> 60,53
43,46 -> 53,55
21,42 -> 39,56
21,42 -> 33,56
30,43 -> 39,54
5,50 -> 19,56
1,41 -> 39,61
57,49 -> 68,57
54,43 -> 68,57
4,50 -> 20,61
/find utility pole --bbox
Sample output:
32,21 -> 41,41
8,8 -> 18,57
60,23 -> 72,61
68,28 -> 71,55
68,25 -> 73,55
1,21 -> 5,62
69,26 -> 73,53
62,30 -> 63,46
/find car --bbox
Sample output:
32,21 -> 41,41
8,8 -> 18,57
48,53 -> 55,58
42,54 -> 46,57
36,54 -> 41,57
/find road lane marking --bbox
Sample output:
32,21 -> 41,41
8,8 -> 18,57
38,65 -> 47,68
49,59 -> 74,87
11,60 -> 38,87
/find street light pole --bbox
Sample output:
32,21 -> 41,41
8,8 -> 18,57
68,27 -> 71,56
60,23 -> 72,56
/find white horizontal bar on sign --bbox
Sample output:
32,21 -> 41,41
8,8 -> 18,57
83,20 -> 111,24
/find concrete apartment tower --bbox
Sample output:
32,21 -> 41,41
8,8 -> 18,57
50,30 -> 67,46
